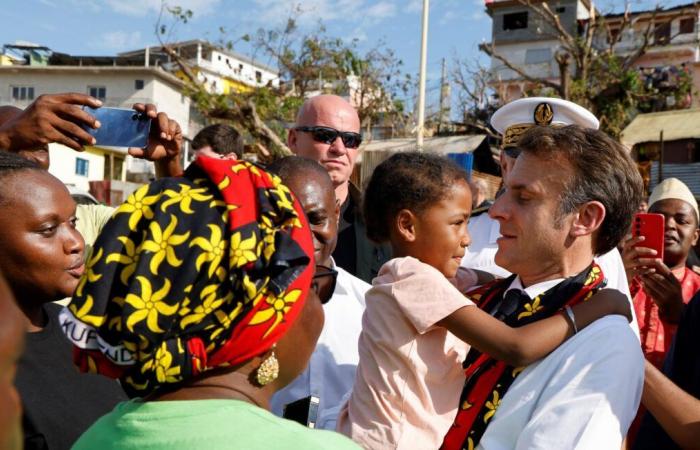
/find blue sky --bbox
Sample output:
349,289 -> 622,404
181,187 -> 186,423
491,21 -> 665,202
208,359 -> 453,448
1,0 -> 693,114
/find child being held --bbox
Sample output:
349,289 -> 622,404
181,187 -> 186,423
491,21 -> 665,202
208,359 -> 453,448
336,152 -> 631,449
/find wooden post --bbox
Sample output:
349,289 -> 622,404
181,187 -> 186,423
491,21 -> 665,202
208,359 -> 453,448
658,130 -> 664,184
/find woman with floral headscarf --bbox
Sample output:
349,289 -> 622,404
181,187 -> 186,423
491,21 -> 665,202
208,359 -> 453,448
62,156 -> 358,449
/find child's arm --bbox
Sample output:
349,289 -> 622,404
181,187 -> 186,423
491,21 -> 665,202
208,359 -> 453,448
437,288 -> 631,367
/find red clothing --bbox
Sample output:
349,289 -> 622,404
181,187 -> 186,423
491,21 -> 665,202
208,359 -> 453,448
632,267 -> 700,369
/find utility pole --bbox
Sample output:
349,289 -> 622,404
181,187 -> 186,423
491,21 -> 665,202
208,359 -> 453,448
438,58 -> 451,134
417,0 -> 429,150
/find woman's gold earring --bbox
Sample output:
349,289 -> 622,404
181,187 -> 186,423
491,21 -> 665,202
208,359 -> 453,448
255,345 -> 279,386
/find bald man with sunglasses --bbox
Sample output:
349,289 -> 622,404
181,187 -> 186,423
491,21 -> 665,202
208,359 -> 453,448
288,95 -> 390,282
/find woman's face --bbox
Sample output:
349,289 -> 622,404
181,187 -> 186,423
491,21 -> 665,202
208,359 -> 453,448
0,170 -> 85,303
274,283 -> 325,389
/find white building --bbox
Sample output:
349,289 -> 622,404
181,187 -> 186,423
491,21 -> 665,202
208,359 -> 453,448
119,40 -> 280,95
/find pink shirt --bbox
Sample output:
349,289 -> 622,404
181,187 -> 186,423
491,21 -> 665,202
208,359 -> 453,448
337,257 -> 475,449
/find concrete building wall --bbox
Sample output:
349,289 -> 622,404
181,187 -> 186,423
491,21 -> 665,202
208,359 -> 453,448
489,39 -> 560,81
208,49 -> 279,88
490,0 -> 582,44
48,144 -> 106,191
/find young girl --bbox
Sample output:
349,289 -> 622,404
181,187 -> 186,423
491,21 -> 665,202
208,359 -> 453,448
336,152 -> 630,449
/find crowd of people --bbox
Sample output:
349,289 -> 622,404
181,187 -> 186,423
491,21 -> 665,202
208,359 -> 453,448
0,90 -> 699,450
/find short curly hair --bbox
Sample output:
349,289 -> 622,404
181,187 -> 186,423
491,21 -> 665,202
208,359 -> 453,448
363,151 -> 469,243
518,125 -> 644,255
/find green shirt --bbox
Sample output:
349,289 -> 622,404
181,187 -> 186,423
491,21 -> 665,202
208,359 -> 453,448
72,399 -> 360,450
76,203 -> 115,253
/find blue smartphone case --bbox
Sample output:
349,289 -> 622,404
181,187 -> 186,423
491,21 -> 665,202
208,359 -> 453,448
82,106 -> 151,148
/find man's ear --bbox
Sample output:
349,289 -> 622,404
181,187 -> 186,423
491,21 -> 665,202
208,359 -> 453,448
570,200 -> 606,238
395,209 -> 417,243
334,199 -> 341,224
287,129 -> 298,154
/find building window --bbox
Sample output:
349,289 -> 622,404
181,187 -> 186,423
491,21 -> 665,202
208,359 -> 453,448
525,48 -> 551,64
654,22 -> 671,45
503,12 -> 528,30
135,79 -> 144,90
555,6 -> 565,13
680,17 -> 695,34
255,71 -> 262,83
88,86 -> 106,101
218,55 -> 222,61
75,158 -> 89,177
11,86 -> 34,101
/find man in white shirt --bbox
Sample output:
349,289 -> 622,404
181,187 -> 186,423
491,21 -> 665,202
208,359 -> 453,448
443,98 -> 645,449
268,156 -> 370,430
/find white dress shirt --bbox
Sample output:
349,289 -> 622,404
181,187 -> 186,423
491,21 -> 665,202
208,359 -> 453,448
270,261 -> 370,429
477,277 -> 644,450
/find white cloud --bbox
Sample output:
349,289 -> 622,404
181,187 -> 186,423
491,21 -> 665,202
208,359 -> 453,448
103,0 -> 222,17
366,1 -> 397,20
67,0 -> 102,13
406,0 -> 422,13
251,0 -> 385,27
94,30 -> 143,51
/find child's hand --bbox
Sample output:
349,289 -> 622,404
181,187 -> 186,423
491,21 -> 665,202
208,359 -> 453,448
574,289 -> 632,328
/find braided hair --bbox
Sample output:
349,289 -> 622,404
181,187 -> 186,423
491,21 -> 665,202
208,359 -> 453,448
363,151 -> 469,243
0,150 -> 41,175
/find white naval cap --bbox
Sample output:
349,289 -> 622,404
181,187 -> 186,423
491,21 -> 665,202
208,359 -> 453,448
491,97 -> 600,148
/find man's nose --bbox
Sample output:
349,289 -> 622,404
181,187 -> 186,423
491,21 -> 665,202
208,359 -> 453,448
489,195 -> 507,221
328,136 -> 348,155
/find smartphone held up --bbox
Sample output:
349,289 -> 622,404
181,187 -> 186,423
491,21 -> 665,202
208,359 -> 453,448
81,106 -> 151,148
632,213 -> 665,262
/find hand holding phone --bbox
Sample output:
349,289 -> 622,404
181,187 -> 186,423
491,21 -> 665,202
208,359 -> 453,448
81,106 -> 151,148
632,213 -> 665,262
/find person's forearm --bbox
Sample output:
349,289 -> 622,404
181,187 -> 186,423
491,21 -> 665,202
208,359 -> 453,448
439,306 -> 573,367
642,361 -> 700,448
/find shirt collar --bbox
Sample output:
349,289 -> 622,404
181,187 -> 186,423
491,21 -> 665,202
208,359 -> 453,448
505,276 -> 565,299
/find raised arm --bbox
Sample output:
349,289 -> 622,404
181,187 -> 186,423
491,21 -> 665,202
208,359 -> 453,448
641,360 -> 700,448
437,288 -> 630,367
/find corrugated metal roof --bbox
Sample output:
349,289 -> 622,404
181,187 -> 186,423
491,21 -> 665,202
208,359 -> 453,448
356,135 -> 488,188
620,109 -> 700,147
359,134 -> 487,155
649,162 -> 700,198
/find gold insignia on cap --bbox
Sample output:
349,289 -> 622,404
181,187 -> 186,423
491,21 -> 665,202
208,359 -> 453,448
533,102 -> 554,126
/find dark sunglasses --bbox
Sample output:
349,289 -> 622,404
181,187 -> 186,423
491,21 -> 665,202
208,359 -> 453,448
503,147 -> 521,159
312,264 -> 338,305
295,126 -> 363,149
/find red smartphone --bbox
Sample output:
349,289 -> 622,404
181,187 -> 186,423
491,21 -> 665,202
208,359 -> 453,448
632,213 -> 665,261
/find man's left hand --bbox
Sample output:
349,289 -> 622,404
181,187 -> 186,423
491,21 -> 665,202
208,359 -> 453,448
128,103 -> 183,177
639,259 -> 684,323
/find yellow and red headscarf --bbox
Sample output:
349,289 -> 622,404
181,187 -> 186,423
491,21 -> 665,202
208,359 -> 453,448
59,157 -> 314,397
